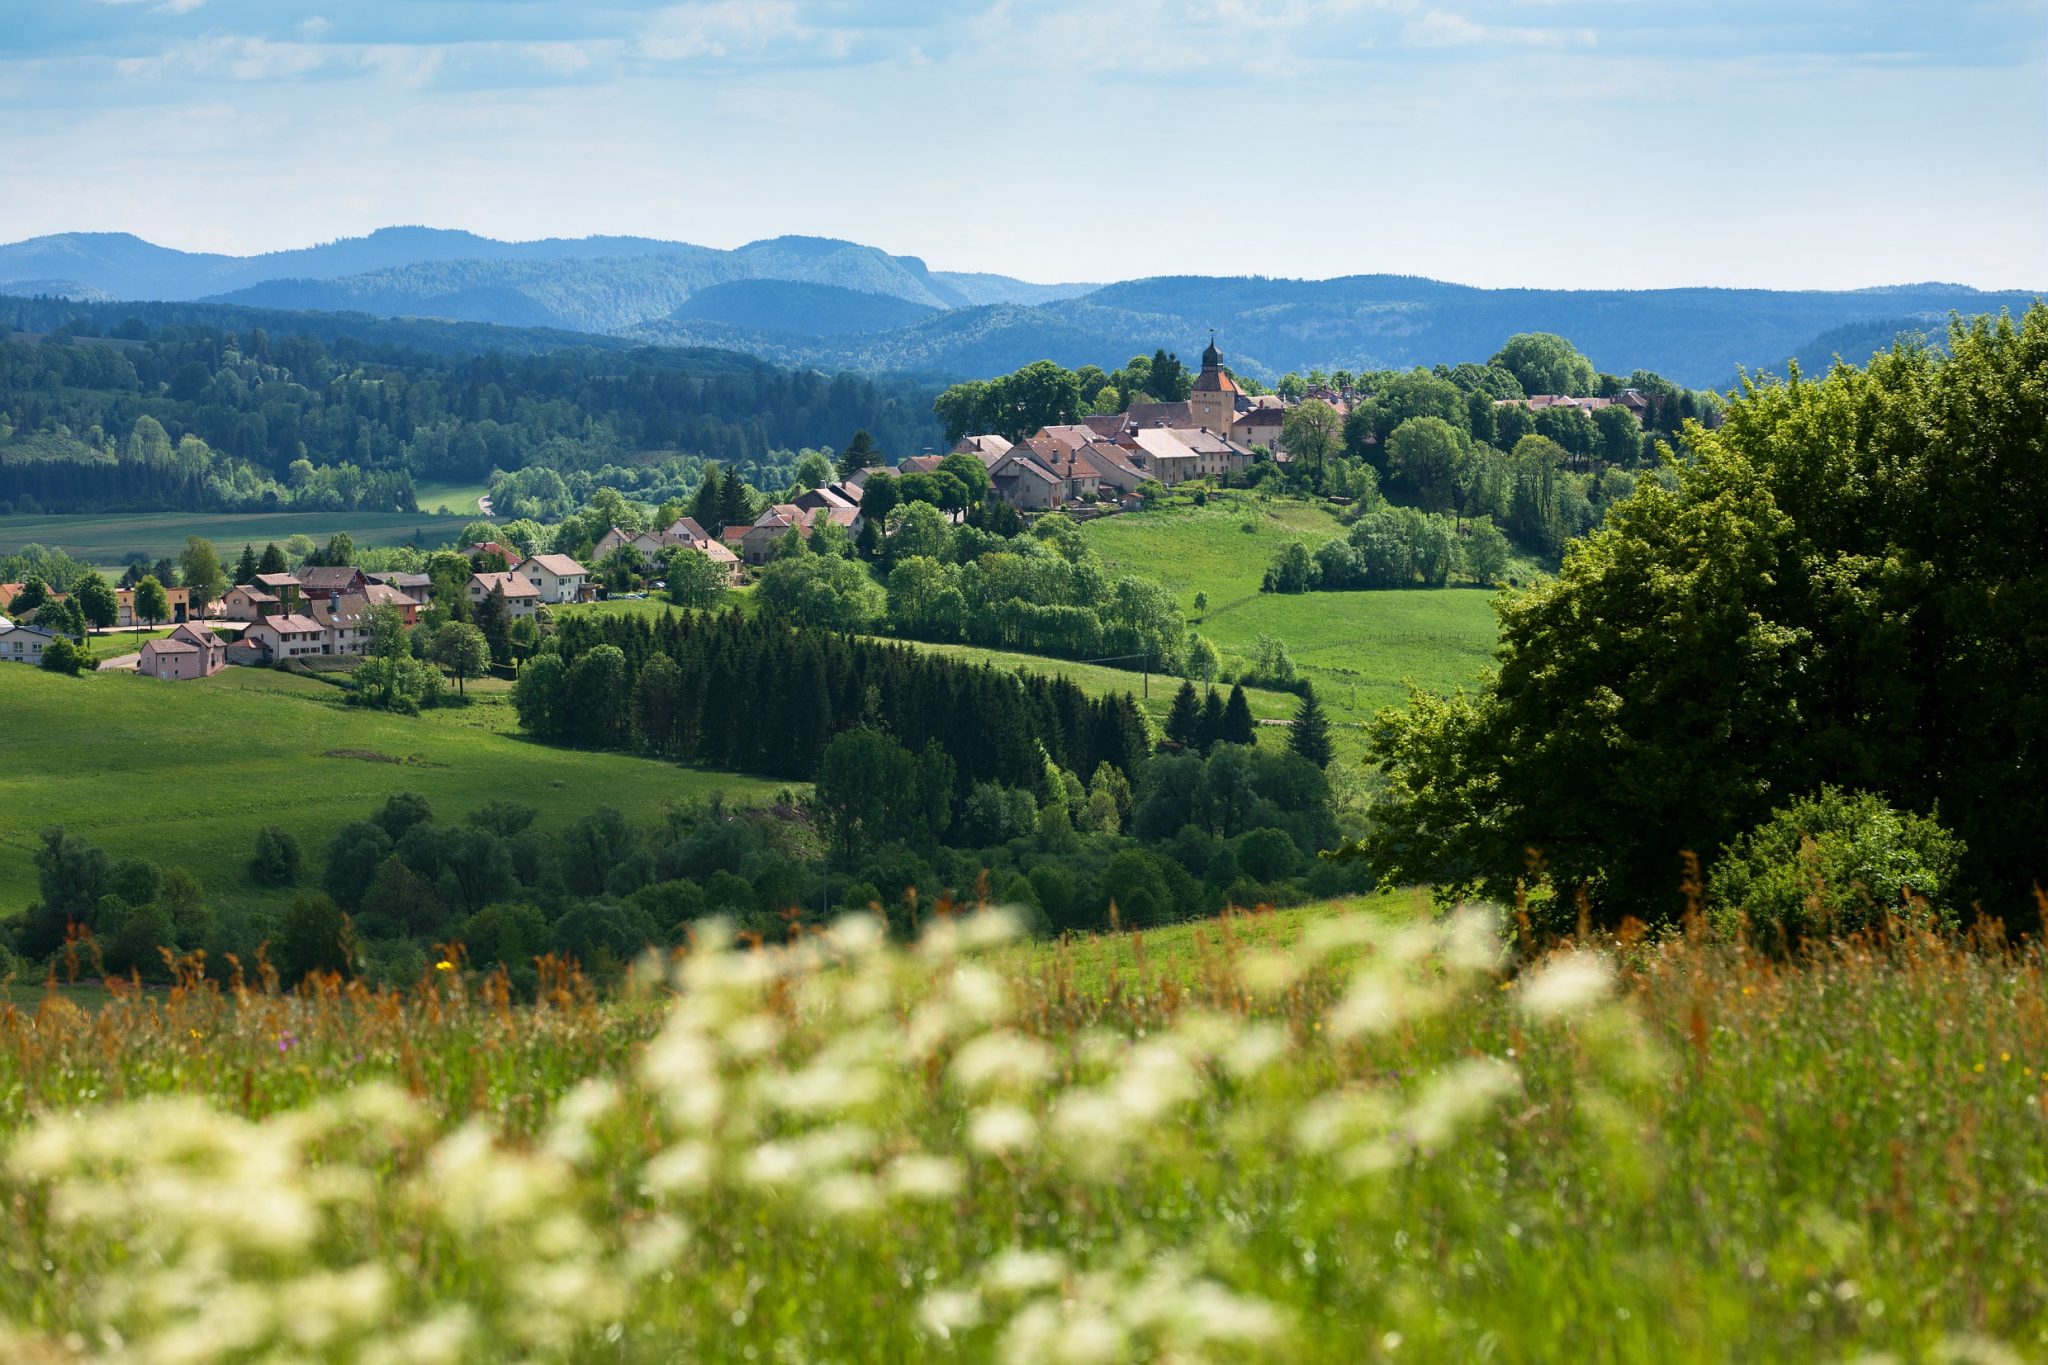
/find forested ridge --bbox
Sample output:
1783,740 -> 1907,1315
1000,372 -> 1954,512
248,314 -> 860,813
0,296 -> 942,514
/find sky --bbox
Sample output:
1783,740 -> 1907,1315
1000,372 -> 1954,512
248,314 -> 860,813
1,0 -> 2043,290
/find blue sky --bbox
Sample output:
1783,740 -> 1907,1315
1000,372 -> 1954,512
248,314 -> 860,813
2,0 -> 2043,288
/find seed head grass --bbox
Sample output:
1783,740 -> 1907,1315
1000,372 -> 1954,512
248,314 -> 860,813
1,901 -> 2044,1360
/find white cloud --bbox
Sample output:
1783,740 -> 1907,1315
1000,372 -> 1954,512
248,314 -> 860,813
1402,8 -> 1594,47
636,2 -> 808,62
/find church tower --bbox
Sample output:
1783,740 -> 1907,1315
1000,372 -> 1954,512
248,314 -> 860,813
1189,333 -> 1239,433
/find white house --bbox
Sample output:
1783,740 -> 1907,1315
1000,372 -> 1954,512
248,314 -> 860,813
0,615 -> 56,665
468,571 -> 540,619
518,553 -> 590,604
239,613 -> 326,663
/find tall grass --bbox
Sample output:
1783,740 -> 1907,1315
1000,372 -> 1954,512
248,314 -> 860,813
2,907 -> 2044,1361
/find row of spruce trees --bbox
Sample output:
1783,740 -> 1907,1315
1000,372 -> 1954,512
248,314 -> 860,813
512,609 -> 1152,791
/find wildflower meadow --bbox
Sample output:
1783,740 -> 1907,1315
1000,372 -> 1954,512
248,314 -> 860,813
2,902 -> 2045,1362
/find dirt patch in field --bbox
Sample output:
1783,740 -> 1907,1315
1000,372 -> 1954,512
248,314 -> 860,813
319,748 -> 446,767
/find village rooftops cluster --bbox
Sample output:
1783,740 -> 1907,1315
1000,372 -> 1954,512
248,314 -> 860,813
953,339 -> 1281,511
1495,390 -> 1651,415
593,515 -> 745,571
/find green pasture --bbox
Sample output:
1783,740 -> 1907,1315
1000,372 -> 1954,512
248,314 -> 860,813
0,666 -> 789,918
411,480 -> 493,517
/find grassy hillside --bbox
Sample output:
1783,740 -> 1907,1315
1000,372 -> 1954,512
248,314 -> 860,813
1078,496 -> 1504,724
0,509 -> 479,565
0,666 -> 787,917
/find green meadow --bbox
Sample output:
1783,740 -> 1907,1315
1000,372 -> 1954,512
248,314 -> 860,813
1077,495 -> 1505,727
0,666 -> 788,918
411,479 -> 493,517
0,509 -> 481,566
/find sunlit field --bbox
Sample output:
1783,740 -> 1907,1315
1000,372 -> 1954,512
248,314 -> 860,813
3,900 -> 2043,1361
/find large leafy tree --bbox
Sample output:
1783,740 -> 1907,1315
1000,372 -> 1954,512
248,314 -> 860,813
178,537 -> 227,617
1362,310 -> 2048,928
1491,333 -> 1596,397
1280,399 -> 1342,491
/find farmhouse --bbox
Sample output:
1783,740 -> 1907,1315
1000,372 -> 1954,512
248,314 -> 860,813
221,583 -> 280,622
367,570 -> 432,597
239,613 -> 326,663
309,594 -> 376,655
360,581 -> 422,625
114,585 -> 191,627
468,571 -> 540,619
139,622 -> 226,680
517,553 -> 592,605
0,615 -> 56,665
296,566 -> 370,602
252,573 -> 304,611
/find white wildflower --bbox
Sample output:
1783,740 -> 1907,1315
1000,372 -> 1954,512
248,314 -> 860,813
1222,1021 -> 1291,1078
1303,913 -> 1384,956
742,1125 -> 871,1187
983,1248 -> 1068,1297
425,1122 -> 563,1234
723,1011 -> 784,1059
951,1030 -> 1056,1093
363,1307 -> 476,1365
969,1104 -> 1039,1156
1294,1090 -> 1396,1155
949,965 -> 1011,1024
623,1214 -> 692,1279
543,1078 -> 618,1165
1442,905 -> 1509,974
280,1264 -> 391,1348
757,1060 -> 884,1116
1404,1057 -> 1520,1148
640,1025 -> 723,1130
920,1288 -> 985,1339
1328,968 -> 1447,1038
642,1139 -> 714,1196
887,1153 -> 964,1201
1112,1037 -> 1201,1123
812,1171 -> 883,1216
1518,952 -> 1616,1019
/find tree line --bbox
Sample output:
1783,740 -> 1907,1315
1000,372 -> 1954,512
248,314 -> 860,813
512,607 -> 1155,793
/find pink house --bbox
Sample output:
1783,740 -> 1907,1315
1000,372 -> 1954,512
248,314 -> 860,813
139,621 -> 226,680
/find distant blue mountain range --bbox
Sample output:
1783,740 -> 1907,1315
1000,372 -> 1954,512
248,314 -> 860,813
0,227 -> 2034,387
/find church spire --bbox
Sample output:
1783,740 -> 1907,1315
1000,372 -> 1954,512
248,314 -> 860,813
1201,331 -> 1222,370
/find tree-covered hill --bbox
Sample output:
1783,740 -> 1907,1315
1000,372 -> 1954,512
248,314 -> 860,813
0,297 -> 943,514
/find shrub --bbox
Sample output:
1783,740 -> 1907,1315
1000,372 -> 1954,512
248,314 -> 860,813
1708,787 -> 1965,946
249,826 -> 302,887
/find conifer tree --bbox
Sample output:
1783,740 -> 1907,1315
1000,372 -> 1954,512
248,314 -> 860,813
234,544 -> 260,586
258,543 -> 289,576
719,467 -> 752,531
1197,689 -> 1226,753
838,428 -> 879,478
691,463 -> 726,533
1222,684 -> 1257,746
1165,680 -> 1201,750
477,586 -> 512,665
1288,683 -> 1334,769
